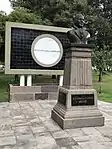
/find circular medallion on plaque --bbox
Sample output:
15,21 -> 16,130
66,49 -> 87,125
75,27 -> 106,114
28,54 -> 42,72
31,34 -> 63,67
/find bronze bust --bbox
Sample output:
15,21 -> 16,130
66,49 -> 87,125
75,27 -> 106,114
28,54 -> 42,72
67,14 -> 90,44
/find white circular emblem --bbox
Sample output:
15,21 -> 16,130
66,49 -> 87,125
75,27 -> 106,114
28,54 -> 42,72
31,34 -> 63,67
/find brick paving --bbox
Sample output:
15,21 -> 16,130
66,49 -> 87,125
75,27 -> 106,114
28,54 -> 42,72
0,100 -> 112,149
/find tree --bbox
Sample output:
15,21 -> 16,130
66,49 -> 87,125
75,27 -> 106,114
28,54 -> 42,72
87,0 -> 112,82
0,11 -> 7,43
0,11 -> 7,62
92,46 -> 112,82
88,0 -> 112,22
9,0 -> 88,27
8,7 -> 42,24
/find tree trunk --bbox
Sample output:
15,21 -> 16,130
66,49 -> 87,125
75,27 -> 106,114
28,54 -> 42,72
98,68 -> 103,82
98,68 -> 103,94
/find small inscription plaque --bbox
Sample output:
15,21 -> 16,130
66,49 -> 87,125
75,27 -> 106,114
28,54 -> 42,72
58,92 -> 66,106
71,94 -> 94,106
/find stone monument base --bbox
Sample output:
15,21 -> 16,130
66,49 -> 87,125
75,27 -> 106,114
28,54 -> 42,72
51,87 -> 104,129
9,84 -> 58,102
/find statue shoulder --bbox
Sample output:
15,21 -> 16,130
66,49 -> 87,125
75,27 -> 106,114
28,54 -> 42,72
84,30 -> 90,38
67,29 -> 75,35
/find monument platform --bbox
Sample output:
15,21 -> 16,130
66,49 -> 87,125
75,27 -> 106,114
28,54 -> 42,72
51,44 -> 104,129
9,84 -> 58,101
0,100 -> 111,149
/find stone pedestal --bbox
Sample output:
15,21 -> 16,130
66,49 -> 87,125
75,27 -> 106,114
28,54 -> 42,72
9,84 -> 58,102
51,44 -> 104,129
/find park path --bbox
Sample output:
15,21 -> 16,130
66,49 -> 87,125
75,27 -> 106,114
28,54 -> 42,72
0,100 -> 112,149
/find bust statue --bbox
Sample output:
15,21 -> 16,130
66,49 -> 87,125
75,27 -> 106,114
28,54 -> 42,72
67,14 -> 90,44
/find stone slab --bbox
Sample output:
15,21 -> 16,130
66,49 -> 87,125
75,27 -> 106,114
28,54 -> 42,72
10,85 -> 58,101
0,100 -> 111,149
0,136 -> 16,146
51,109 -> 104,129
55,137 -> 78,147
35,93 -> 48,100
12,93 -> 35,101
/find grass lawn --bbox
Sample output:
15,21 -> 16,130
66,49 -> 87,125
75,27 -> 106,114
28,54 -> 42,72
0,71 -> 112,102
0,71 -> 14,102
93,72 -> 112,102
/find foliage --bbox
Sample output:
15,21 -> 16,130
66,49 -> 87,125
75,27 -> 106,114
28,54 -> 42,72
92,46 -> 112,82
0,11 -> 7,43
8,7 -> 42,24
88,14 -> 112,81
9,0 -> 88,27
0,11 -> 7,62
87,0 -> 112,81
88,0 -> 112,22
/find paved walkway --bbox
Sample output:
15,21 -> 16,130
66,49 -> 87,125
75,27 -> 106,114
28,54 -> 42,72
0,100 -> 112,149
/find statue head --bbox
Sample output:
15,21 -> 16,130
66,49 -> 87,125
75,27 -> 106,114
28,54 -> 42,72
67,14 -> 90,44
73,14 -> 86,28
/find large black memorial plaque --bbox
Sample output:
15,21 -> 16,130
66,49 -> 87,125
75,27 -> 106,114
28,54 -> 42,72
71,94 -> 94,106
10,27 -> 69,70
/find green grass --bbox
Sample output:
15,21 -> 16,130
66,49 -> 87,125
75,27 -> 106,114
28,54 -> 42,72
93,72 -> 112,102
0,72 -> 14,102
1,71 -> 112,102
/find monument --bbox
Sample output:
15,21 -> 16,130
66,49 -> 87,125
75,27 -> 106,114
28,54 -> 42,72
51,14 -> 104,129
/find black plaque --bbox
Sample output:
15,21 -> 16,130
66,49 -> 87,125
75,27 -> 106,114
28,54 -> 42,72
10,28 -> 69,70
71,94 -> 94,106
58,92 -> 66,106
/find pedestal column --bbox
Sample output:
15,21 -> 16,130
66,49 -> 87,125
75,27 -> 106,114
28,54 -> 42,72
20,75 -> 25,86
51,44 -> 104,129
59,75 -> 63,86
63,46 -> 92,89
27,75 -> 32,86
